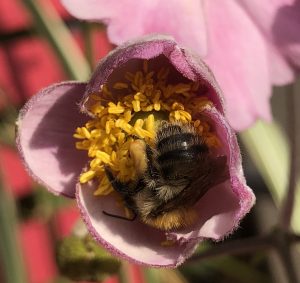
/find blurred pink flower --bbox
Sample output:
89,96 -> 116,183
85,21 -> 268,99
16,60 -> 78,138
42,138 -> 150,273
61,0 -> 300,130
17,35 -> 254,267
0,145 -> 32,197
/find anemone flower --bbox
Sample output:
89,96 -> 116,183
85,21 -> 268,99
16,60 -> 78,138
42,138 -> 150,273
17,35 -> 255,267
61,0 -> 300,130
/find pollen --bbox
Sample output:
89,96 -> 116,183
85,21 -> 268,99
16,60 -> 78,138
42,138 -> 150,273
74,60 -> 221,198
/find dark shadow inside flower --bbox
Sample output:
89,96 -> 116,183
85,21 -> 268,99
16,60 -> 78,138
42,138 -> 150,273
24,83 -> 90,197
107,55 -> 191,87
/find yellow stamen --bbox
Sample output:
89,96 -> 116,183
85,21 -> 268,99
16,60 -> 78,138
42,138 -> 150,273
108,102 -> 125,114
132,100 -> 141,112
145,114 -> 155,135
80,170 -> 96,183
96,151 -> 111,164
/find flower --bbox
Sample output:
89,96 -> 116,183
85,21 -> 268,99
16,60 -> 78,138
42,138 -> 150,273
61,0 -> 300,130
17,35 -> 255,267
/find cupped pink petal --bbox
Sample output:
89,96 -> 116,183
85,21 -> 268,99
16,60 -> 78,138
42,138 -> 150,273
167,106 -> 255,242
203,0 -> 272,131
84,34 -> 224,113
76,181 -> 199,267
76,105 -> 255,266
239,0 -> 300,68
17,82 -> 89,197
61,0 -> 207,55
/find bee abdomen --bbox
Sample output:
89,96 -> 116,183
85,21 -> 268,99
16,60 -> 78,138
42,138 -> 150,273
158,145 -> 207,179
154,122 -> 209,180
158,145 -> 207,163
157,132 -> 201,153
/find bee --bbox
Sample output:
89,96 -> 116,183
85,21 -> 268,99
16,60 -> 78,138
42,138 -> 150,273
104,121 -> 229,231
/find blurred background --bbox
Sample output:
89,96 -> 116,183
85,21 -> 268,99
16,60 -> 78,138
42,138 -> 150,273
0,1 -> 299,283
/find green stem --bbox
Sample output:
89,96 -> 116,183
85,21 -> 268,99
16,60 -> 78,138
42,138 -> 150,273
279,85 -> 298,231
23,0 -> 91,80
82,22 -> 94,68
272,230 -> 299,283
0,176 -> 27,283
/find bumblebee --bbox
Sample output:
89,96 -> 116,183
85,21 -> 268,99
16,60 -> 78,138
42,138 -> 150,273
104,122 -> 229,231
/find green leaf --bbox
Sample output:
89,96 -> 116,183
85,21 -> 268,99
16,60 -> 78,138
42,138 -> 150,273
0,106 -> 18,146
0,178 -> 27,283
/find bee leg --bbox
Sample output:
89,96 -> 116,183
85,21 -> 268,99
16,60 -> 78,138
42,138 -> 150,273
104,166 -> 131,196
102,210 -> 137,221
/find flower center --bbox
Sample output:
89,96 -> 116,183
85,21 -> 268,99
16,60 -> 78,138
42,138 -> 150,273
74,60 -> 220,197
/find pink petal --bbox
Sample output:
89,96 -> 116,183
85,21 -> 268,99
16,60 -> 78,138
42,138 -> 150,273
239,0 -> 300,68
203,0 -> 272,130
60,0 -> 116,22
61,0 -> 208,55
76,181 -> 199,267
17,82 -> 89,198
85,34 -> 224,113
238,0 -> 295,85
266,45 -> 295,85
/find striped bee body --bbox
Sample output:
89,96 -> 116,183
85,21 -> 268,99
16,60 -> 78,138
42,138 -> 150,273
105,122 -> 229,230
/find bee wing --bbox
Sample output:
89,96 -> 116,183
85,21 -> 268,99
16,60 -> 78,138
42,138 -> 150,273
183,155 -> 229,206
151,155 -> 229,216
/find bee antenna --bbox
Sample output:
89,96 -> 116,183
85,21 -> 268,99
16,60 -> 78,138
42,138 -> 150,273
102,210 -> 137,221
